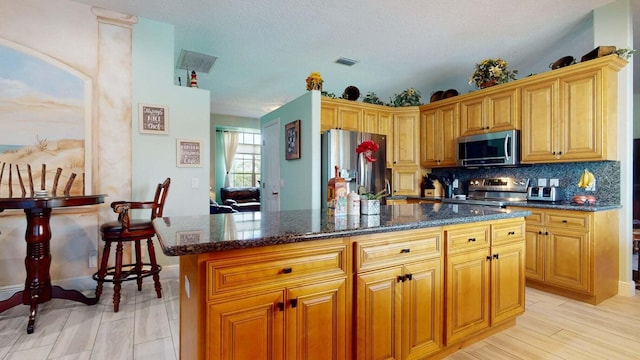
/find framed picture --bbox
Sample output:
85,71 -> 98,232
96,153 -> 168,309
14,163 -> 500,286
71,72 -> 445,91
139,103 -> 168,134
177,138 -> 202,167
285,119 -> 301,160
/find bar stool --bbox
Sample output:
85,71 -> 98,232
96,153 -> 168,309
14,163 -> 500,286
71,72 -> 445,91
93,178 -> 170,312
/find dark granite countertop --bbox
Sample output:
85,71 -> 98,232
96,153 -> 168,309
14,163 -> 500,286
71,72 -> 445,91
153,203 -> 531,256
389,196 -> 620,212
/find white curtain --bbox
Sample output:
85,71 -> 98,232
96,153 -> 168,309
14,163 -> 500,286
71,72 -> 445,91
222,131 -> 239,187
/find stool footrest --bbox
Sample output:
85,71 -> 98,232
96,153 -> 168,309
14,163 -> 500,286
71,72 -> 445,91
93,263 -> 162,283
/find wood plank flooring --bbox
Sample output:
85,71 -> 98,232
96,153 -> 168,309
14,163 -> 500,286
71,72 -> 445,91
1,273 -> 640,359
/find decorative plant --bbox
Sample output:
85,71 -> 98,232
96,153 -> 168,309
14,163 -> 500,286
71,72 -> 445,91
321,90 -> 337,98
612,48 -> 637,60
306,72 -> 323,91
356,140 -> 380,162
389,88 -> 422,107
469,58 -> 518,89
362,91 -> 384,105
358,187 -> 388,200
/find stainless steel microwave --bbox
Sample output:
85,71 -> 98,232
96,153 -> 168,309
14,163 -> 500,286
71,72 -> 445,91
457,129 -> 519,167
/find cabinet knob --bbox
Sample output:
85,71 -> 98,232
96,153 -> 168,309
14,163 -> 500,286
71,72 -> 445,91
400,248 -> 411,253
545,231 -> 549,235
493,253 -> 499,259
486,255 -> 492,261
558,151 -> 563,155
538,231 -> 542,235
552,151 -> 556,155
508,231 -> 515,235
277,302 -> 285,311
405,273 -> 413,281
290,299 -> 298,308
282,267 -> 293,274
468,238 -> 476,242
397,275 -> 406,282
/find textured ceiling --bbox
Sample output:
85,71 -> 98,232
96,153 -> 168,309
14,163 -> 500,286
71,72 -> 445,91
71,0 -> 637,119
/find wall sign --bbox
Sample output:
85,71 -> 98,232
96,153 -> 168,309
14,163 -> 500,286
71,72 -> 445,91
177,138 -> 202,167
139,103 -> 168,134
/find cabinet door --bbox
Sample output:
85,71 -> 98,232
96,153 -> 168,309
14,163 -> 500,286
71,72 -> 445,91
559,69 -> 604,161
486,88 -> 519,132
491,241 -> 525,324
392,167 -> 420,196
521,79 -> 559,163
545,228 -> 590,293
393,112 -> 420,166
379,111 -> 394,168
208,291 -> 285,360
420,109 -> 439,167
321,103 -> 338,133
438,104 -> 459,167
402,259 -> 443,359
337,105 -> 362,131
445,248 -> 490,344
286,278 -> 347,360
356,266 -> 403,360
524,224 -> 545,281
459,95 -> 485,136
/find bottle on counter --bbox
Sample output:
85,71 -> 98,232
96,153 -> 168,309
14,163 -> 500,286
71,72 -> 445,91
328,166 -> 347,216
347,191 -> 360,215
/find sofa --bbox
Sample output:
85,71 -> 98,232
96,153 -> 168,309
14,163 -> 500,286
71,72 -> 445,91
220,187 -> 260,212
210,200 -> 236,214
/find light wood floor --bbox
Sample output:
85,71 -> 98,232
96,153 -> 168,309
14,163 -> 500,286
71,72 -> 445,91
2,275 -> 640,360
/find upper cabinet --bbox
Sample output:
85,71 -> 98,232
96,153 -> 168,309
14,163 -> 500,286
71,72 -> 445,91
520,56 -> 625,163
420,103 -> 459,168
393,109 -> 421,167
459,88 -> 519,136
321,101 -> 362,132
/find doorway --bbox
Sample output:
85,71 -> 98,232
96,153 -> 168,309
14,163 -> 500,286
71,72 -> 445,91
262,120 -> 281,212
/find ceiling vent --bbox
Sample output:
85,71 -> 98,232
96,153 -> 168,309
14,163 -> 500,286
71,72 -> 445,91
176,49 -> 218,73
335,57 -> 358,66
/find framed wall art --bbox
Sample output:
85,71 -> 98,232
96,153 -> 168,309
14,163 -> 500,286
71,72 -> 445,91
285,119 -> 301,160
176,138 -> 202,167
139,103 -> 168,134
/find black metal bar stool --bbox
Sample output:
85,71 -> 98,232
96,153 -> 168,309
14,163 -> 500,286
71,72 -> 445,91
93,178 -> 170,312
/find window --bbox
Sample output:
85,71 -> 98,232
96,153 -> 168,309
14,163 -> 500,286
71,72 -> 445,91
229,132 -> 261,187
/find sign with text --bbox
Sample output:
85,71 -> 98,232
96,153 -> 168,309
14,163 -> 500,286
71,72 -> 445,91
177,138 -> 202,167
139,104 -> 168,134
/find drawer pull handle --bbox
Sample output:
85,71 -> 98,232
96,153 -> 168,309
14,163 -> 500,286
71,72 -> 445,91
400,248 -> 411,253
290,299 -> 298,308
277,302 -> 285,311
562,220 -> 568,223
493,253 -> 499,260
405,273 -> 413,281
397,275 -> 406,282
282,268 -> 293,274
468,238 -> 476,242
508,231 -> 515,235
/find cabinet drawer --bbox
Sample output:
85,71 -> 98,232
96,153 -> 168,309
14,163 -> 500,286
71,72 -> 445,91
207,244 -> 347,299
354,228 -> 441,272
545,211 -> 589,230
492,220 -> 525,246
524,209 -> 544,225
446,224 -> 490,253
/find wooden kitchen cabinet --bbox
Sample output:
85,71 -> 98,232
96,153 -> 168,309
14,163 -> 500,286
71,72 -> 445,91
363,109 -> 394,168
320,100 -> 362,132
445,219 -> 525,345
392,167 -> 420,196
459,87 -> 519,136
520,56 -> 625,163
515,207 -> 619,304
354,228 -> 443,360
420,103 -> 459,168
393,109 -> 420,167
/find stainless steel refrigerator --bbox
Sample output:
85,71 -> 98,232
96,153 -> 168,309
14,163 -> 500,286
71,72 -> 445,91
321,129 -> 387,209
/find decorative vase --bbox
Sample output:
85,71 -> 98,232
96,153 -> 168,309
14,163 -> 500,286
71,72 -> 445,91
479,79 -> 498,89
361,199 -> 380,215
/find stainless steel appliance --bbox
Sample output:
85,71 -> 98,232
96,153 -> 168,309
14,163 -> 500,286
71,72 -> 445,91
527,186 -> 564,202
457,129 -> 519,167
443,177 -> 529,207
321,129 -> 387,209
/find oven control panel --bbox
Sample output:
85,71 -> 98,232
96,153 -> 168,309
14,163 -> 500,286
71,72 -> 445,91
468,178 -> 530,192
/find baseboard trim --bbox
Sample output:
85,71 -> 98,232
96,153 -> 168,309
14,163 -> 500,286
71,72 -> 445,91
0,264 -> 179,301
618,280 -> 636,297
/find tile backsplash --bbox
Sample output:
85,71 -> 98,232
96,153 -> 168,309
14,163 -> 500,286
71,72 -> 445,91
431,161 -> 620,204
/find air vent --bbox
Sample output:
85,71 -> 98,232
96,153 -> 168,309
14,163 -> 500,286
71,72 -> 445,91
335,57 -> 358,66
176,49 -> 217,73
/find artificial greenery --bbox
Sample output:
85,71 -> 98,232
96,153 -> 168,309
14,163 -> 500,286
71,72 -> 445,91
362,91 -> 384,105
389,88 -> 422,107
612,48 -> 637,60
321,90 -> 337,98
358,188 -> 388,200
469,58 -> 518,89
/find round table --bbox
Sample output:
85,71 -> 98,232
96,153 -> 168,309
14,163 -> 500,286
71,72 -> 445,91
0,194 -> 106,334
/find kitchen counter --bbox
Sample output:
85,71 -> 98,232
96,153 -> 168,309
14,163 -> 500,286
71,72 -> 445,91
152,203 -> 531,256
388,195 -> 620,212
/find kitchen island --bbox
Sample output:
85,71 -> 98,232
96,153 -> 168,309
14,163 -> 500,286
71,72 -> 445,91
154,203 -> 530,360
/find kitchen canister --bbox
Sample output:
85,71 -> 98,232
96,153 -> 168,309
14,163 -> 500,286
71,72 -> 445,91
347,191 -> 360,215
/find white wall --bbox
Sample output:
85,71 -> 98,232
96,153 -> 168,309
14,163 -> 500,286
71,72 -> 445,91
593,0 -> 635,295
260,91 -> 321,210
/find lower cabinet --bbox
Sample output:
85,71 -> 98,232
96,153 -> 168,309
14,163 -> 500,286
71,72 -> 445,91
445,220 -> 525,345
516,207 -> 619,304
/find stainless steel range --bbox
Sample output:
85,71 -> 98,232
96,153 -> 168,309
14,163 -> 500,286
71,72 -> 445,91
443,177 -> 530,207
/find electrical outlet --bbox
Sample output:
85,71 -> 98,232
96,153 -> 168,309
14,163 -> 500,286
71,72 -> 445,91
538,178 -> 547,187
89,250 -> 98,268
550,178 -> 559,187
